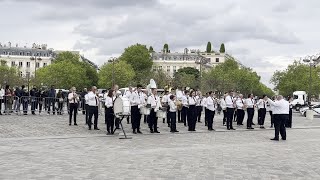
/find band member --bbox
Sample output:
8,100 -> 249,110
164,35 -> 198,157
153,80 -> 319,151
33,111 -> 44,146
125,86 -> 133,124
112,84 -> 121,129
269,96 -> 275,128
0,85 -> 3,115
161,90 -> 170,125
196,91 -> 203,123
68,87 -> 79,126
206,91 -> 216,131
188,91 -> 197,131
268,95 -> 289,141
147,88 -> 161,133
286,96 -> 293,128
81,88 -> 88,115
236,94 -> 245,126
84,90 -> 90,124
202,93 -> 208,126
176,87 -> 184,123
181,90 -> 189,126
87,86 -> 99,130
233,93 -> 238,122
105,89 -> 115,135
225,91 -> 235,130
220,94 -> 227,126
245,94 -> 255,129
168,95 -> 179,133
256,95 -> 267,129
130,85 -> 143,134
142,90 -> 148,124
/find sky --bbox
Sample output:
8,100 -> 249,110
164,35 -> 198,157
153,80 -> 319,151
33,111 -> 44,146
1,0 -> 320,88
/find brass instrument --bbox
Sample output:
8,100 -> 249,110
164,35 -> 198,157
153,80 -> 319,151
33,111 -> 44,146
176,100 -> 183,111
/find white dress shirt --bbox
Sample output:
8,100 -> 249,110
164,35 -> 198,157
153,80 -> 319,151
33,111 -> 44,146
124,90 -> 132,99
206,96 -> 216,111
147,94 -> 162,111
87,91 -> 99,106
225,95 -> 234,108
220,98 -> 226,110
162,94 -> 169,103
256,99 -> 267,109
169,100 -> 177,112
202,97 -> 207,108
68,92 -> 79,104
188,96 -> 196,105
182,95 -> 188,107
105,96 -> 115,108
196,96 -> 202,106
176,90 -> 183,101
267,99 -> 289,114
0,88 -> 4,99
84,93 -> 89,105
130,91 -> 141,106
245,98 -> 255,108
236,98 -> 244,110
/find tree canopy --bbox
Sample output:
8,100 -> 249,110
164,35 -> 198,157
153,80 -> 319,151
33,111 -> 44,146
173,67 -> 200,89
0,60 -> 23,87
219,43 -> 225,53
206,42 -> 212,53
163,43 -> 169,53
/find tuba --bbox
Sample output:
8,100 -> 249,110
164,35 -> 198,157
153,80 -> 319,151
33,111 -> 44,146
176,100 -> 183,111
146,79 -> 157,96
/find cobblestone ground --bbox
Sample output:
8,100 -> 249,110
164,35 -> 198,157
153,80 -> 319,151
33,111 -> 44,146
0,110 -> 320,179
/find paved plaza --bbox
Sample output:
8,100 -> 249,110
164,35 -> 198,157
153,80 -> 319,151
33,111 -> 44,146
1,111 -> 320,179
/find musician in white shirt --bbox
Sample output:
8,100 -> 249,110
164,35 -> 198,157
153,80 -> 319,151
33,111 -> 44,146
112,84 -> 121,129
168,95 -> 179,133
206,91 -> 216,131
142,90 -> 148,124
195,91 -> 203,123
0,86 -> 4,115
68,87 -> 79,126
235,94 -> 245,126
125,86 -> 133,124
256,95 -> 267,129
147,88 -> 162,133
225,91 -> 236,130
181,90 -> 189,126
202,93 -> 208,126
220,94 -> 227,126
267,95 -> 289,141
104,90 -> 115,135
87,86 -> 100,130
176,87 -> 184,122
161,91 -> 170,125
245,94 -> 255,129
187,91 -> 197,131
84,92 -> 90,124
286,96 -> 293,128
130,85 -> 143,134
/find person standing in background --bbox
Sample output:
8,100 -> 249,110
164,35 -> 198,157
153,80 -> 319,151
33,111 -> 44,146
56,90 -> 65,115
105,89 -> 115,135
225,91 -> 236,130
68,87 -> 79,126
236,94 -> 245,126
47,85 -> 56,115
220,94 -> 227,126
256,95 -> 267,129
125,86 -> 133,124
81,88 -> 87,115
286,96 -> 293,128
176,87 -> 184,123
87,86 -> 99,130
0,85 -> 4,115
168,95 -> 179,133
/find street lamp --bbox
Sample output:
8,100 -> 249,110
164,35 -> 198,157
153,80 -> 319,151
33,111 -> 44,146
303,55 -> 319,109
108,57 -> 117,88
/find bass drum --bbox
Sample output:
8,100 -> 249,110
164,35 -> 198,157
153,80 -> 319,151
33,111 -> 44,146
113,96 -> 131,118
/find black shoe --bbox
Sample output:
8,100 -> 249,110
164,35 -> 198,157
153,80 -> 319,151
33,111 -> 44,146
230,128 -> 236,130
175,130 -> 179,132
208,129 -> 213,131
133,130 -> 137,134
150,130 -> 154,133
170,130 -> 175,133
270,125 -> 273,128
168,124 -> 170,127
107,132 -> 112,135
137,130 -> 142,134
198,121 -> 202,123
227,128 -> 230,130
260,126 -> 265,129
116,127 -> 120,129
69,124 -> 71,126
252,123 -> 255,125
88,127 -> 91,130
74,123 -> 78,126
154,131 -> 160,133
94,128 -> 100,130
270,138 -> 279,141
282,138 -> 286,140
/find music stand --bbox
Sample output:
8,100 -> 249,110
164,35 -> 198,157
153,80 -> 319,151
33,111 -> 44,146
113,114 -> 132,139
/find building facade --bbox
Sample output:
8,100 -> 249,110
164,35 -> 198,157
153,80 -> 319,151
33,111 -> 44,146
0,42 -> 98,78
151,48 -> 226,77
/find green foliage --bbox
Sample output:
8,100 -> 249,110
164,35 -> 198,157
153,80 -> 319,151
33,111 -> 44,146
175,67 -> 200,79
173,67 -> 200,89
0,60 -> 23,87
149,46 -> 154,52
54,51 -> 80,64
206,42 -> 212,53
98,61 -> 135,89
163,44 -> 169,53
36,61 -> 88,89
270,61 -> 320,97
219,43 -> 225,53
119,44 -> 152,83
202,58 -> 273,97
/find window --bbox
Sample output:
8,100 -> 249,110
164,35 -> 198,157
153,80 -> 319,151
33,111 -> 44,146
26,72 -> 30,78
20,72 -> 23,77
43,63 -> 47,67
36,62 -> 40,68
173,66 -> 177,72
216,58 -> 219,62
19,62 -> 23,67
11,61 -> 15,67
19,52 -> 23,55
26,52 -> 30,56
167,66 -> 170,72
26,62 -> 30,68
158,66 -> 162,70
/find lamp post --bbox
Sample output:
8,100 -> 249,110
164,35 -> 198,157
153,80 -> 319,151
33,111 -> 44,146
303,55 -> 319,109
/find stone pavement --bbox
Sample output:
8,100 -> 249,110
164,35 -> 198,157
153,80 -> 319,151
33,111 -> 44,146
0,111 -> 320,179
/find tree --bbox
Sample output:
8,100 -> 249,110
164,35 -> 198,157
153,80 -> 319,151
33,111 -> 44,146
0,60 -> 23,87
98,61 -> 135,89
36,61 -> 88,89
206,42 -> 212,53
219,43 -> 226,53
175,67 -> 200,79
149,46 -> 154,52
163,43 -> 169,53
173,67 -> 200,89
119,44 -> 153,83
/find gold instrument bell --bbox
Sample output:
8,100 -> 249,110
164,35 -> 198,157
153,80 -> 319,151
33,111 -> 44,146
176,100 -> 183,111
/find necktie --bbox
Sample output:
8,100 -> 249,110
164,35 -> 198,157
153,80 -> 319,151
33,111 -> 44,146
73,93 -> 75,103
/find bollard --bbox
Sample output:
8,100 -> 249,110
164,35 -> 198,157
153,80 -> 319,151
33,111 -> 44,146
306,109 -> 314,120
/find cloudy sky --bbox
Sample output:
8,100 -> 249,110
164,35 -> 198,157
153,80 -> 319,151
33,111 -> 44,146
1,0 -> 319,88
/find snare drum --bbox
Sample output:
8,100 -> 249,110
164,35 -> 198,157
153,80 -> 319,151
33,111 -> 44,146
113,97 -> 131,117
156,110 -> 166,118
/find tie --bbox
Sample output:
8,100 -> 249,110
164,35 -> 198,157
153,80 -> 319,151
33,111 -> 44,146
73,93 -> 76,103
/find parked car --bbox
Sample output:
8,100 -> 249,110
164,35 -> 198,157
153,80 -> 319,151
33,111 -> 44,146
300,104 -> 320,117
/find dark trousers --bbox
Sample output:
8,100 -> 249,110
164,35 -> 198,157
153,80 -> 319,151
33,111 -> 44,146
269,111 -> 274,126
223,110 -> 227,125
88,106 -> 99,129
226,108 -> 234,129
166,107 -> 171,125
258,108 -> 266,125
31,100 -> 37,114
246,108 -> 254,128
47,99 -> 55,114
81,99 -> 86,114
196,106 -> 202,122
207,110 -> 215,130
169,111 -> 177,131
22,100 -> 28,114
0,99 -> 3,114
131,105 -> 141,131
178,109 -> 181,122
236,109 -> 245,125
274,114 -> 287,140
144,115 -> 147,123
181,106 -> 188,126
85,104 -> 89,124
105,107 -> 114,133
39,101 -> 43,113
233,110 -> 237,121
188,105 -> 196,131
58,102 -> 63,114
69,103 -> 77,124
204,108 -> 209,125
148,108 -> 158,132
286,108 -> 292,128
